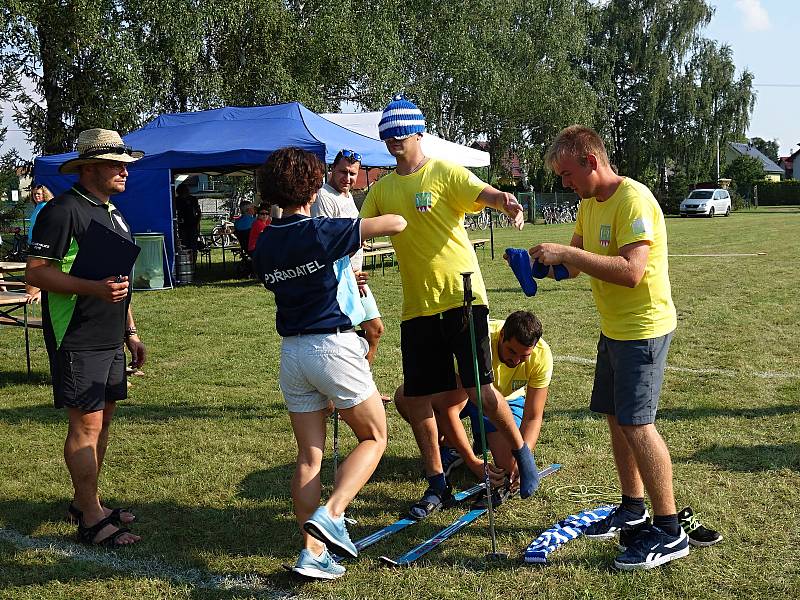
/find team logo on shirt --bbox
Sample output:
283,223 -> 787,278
599,224 -> 611,247
415,191 -> 432,212
512,379 -> 527,390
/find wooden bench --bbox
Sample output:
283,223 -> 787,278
0,315 -> 42,328
471,238 -> 489,257
0,293 -> 42,376
363,247 -> 397,275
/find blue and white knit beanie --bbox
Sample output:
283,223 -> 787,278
378,93 -> 426,140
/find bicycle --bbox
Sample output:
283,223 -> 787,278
466,209 -> 490,230
0,227 -> 28,261
210,217 -> 236,247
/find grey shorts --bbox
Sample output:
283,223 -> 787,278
589,332 -> 673,425
279,331 -> 376,413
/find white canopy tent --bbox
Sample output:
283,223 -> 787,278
321,112 -> 490,168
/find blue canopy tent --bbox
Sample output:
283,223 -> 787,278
33,102 -> 397,281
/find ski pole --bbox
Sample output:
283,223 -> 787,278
461,271 -> 503,560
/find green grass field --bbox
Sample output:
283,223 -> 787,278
1,208 -> 799,599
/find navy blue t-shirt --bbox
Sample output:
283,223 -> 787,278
252,214 -> 365,336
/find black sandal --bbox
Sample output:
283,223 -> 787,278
77,515 -> 134,548
408,486 -> 454,520
67,503 -> 136,525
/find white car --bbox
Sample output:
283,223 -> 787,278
679,189 -> 731,218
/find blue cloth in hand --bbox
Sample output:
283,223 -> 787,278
513,443 -> 540,498
531,258 -> 550,278
532,258 -> 569,281
505,248 -> 537,297
552,264 -> 569,281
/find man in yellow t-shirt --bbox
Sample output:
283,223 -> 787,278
395,311 -> 552,488
528,125 -> 686,571
362,94 -> 541,519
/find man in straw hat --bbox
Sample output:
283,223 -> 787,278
26,128 -> 146,547
360,94 -> 542,520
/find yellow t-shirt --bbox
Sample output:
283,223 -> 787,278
361,159 -> 488,321
458,320 -> 553,396
489,320 -> 553,397
574,178 -> 676,340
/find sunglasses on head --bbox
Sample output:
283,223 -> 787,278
81,145 -> 134,159
338,149 -> 362,162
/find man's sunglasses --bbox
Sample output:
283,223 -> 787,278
258,211 -> 269,216
81,145 -> 134,158
338,149 -> 362,162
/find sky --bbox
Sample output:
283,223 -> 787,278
2,0 -> 799,161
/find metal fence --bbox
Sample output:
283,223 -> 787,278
517,191 -> 580,224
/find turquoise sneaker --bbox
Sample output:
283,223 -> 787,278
303,506 -> 358,559
292,548 -> 345,580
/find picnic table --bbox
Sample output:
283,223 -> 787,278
0,261 -> 26,281
362,238 -> 490,275
0,290 -> 41,376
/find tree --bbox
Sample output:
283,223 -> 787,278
750,137 -> 779,163
724,155 -> 764,198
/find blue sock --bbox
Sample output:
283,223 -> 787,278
512,443 -> 539,498
531,258 -> 549,278
505,248 -> 537,297
427,472 -> 447,491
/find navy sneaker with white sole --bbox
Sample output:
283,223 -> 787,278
584,505 -> 650,539
613,524 -> 690,570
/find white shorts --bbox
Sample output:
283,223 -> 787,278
279,331 -> 377,413
360,285 -> 381,323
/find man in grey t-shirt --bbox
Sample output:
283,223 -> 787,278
313,150 -> 386,376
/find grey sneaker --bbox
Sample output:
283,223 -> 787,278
303,506 -> 358,559
292,548 -> 345,579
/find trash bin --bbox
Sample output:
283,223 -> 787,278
132,233 -> 169,290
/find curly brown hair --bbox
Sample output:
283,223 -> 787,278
258,147 -> 324,209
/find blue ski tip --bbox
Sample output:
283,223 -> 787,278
379,556 -> 402,568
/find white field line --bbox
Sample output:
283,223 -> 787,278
0,528 -> 295,598
555,355 -> 799,379
668,252 -> 767,257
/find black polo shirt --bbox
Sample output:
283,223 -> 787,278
29,184 -> 133,351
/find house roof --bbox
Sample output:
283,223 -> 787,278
729,142 -> 785,174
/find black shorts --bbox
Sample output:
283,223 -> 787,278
49,346 -> 127,412
401,305 -> 493,396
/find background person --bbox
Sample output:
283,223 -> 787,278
251,147 -> 406,580
27,184 -> 54,244
25,128 -> 146,548
248,202 -> 271,254
529,124 -> 687,571
312,149 -> 387,372
360,94 -> 540,521
174,182 -> 202,252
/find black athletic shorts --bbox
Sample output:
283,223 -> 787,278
50,346 -> 127,412
401,305 -> 493,396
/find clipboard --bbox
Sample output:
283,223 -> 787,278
69,219 -> 141,281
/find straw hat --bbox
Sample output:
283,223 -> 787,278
59,128 -> 144,174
